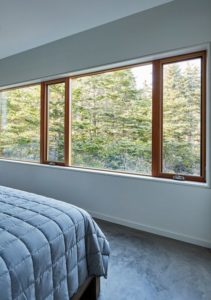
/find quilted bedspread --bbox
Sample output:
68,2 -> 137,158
0,185 -> 110,300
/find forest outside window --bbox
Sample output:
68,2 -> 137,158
40,78 -> 70,166
152,51 -> 206,182
0,50 -> 207,182
71,64 -> 152,175
163,58 -> 202,176
0,85 -> 40,161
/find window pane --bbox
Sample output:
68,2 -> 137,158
47,83 -> 65,162
0,85 -> 40,161
162,58 -> 201,176
71,65 -> 152,175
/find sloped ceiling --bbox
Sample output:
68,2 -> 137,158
0,0 -> 173,59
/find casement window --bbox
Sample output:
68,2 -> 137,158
40,79 -> 70,166
0,50 -> 206,182
152,52 -> 206,182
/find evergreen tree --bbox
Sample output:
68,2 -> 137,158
0,61 -> 201,176
72,68 -> 152,174
163,60 -> 201,175
47,83 -> 65,162
0,86 -> 40,161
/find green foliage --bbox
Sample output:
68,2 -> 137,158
48,83 -> 65,162
163,60 -> 201,175
0,60 -> 201,176
0,86 -> 40,161
72,68 -> 152,174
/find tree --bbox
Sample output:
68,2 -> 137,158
47,83 -> 65,162
0,86 -> 40,161
72,68 -> 152,174
0,60 -> 201,176
163,60 -> 201,175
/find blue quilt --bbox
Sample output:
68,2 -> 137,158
0,186 -> 109,300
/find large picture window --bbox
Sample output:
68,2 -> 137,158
71,64 -> 152,175
0,50 -> 207,182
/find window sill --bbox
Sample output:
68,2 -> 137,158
0,158 -> 209,189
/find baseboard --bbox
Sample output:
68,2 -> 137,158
89,210 -> 211,249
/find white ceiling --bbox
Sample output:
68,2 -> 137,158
0,0 -> 173,60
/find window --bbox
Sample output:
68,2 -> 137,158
163,58 -> 202,176
0,50 -> 206,182
71,64 -> 152,175
152,52 -> 206,182
0,85 -> 40,161
41,79 -> 70,165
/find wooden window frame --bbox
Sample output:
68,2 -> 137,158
152,51 -> 206,182
0,50 -> 207,183
40,78 -> 70,166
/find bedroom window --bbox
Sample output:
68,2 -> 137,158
0,84 -> 40,161
70,51 -> 206,182
40,79 -> 70,165
152,51 -> 206,182
0,50 -> 206,182
71,64 -> 152,175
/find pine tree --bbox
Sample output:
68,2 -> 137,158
0,61 -> 201,176
163,60 -> 201,175
0,86 -> 40,161
71,68 -> 152,174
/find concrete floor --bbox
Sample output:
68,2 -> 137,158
96,219 -> 211,300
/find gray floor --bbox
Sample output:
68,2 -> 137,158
96,219 -> 211,300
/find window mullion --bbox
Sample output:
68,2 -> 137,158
40,82 -> 48,164
201,52 -> 206,180
152,60 -> 162,177
64,78 -> 71,166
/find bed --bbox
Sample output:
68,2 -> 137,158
0,185 -> 110,300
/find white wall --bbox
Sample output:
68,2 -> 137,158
0,0 -> 211,247
0,161 -> 211,247
0,0 -> 211,88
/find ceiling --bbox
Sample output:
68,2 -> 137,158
0,0 -> 173,60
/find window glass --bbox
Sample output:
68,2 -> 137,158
47,82 -> 65,162
0,85 -> 40,161
71,65 -> 152,175
0,51 -> 205,182
162,58 -> 201,176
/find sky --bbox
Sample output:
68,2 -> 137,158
131,58 -> 201,90
131,64 -> 152,89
